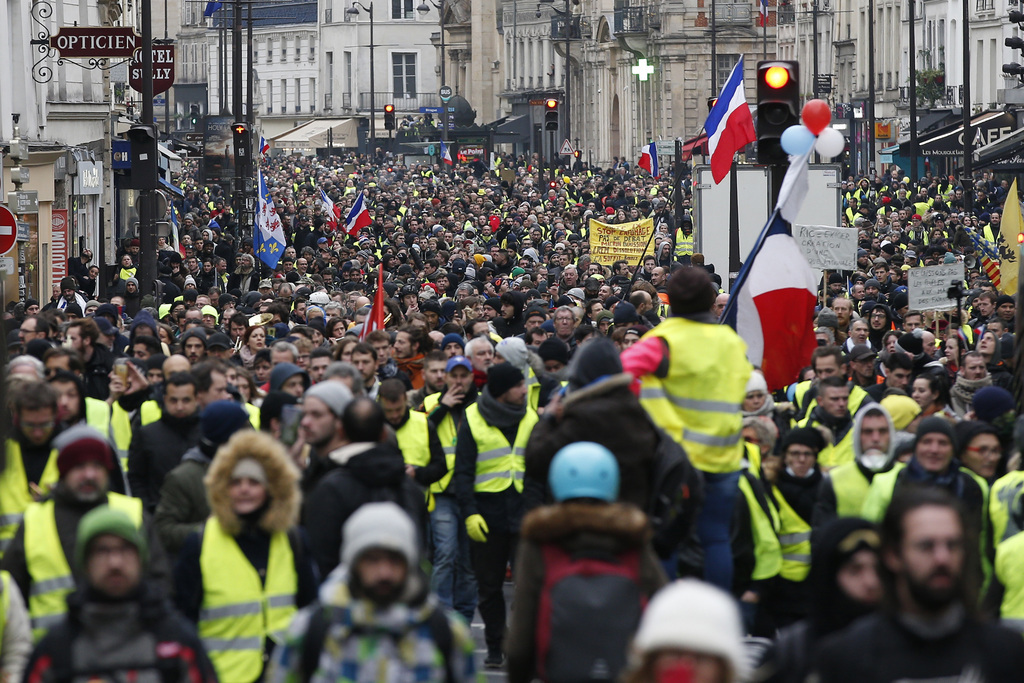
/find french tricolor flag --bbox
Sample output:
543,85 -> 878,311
344,192 -> 372,236
260,136 -> 270,157
705,57 -> 757,184
721,150 -> 817,391
440,140 -> 453,165
638,143 -> 659,178
759,0 -> 769,26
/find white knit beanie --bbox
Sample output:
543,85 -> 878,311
745,369 -> 769,396
341,502 -> 418,567
632,580 -> 747,680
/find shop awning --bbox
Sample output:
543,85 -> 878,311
159,177 -> 184,198
973,126 -> 1024,166
491,115 -> 531,144
271,118 -> 361,149
901,111 -> 1015,157
681,134 -> 708,161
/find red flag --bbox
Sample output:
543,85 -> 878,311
360,264 -> 386,341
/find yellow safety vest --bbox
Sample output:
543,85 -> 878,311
423,393 -> 457,494
674,229 -> 694,259
464,403 -> 538,494
84,397 -> 119,468
396,410 -> 431,468
198,516 -> 297,683
772,487 -> 812,582
245,403 -> 261,430
995,531 -> 1024,632
738,472 -> 782,581
638,317 -> 751,473
118,267 -> 137,281
990,470 -> 1024,546
139,399 -> 162,426
0,570 -> 11,641
524,369 -> 542,413
26,494 -> 142,640
109,402 -> 134,471
828,461 -> 872,517
0,440 -> 60,558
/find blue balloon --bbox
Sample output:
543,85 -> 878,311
780,125 -> 816,156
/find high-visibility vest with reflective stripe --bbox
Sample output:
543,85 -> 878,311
423,393 -> 457,494
772,486 -> 812,582
245,403 -> 261,429
139,399 -> 162,426
674,229 -> 694,259
990,470 -> 1024,546
638,317 -> 751,473
25,493 -> 142,640
199,516 -> 297,683
109,402 -> 133,471
84,397 -> 120,469
995,530 -> 1024,632
525,369 -> 541,412
828,461 -> 871,517
464,403 -> 538,494
396,410 -> 431,468
738,472 -> 782,581
0,570 -> 11,641
0,441 -> 59,559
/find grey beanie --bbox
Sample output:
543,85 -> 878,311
304,381 -> 354,417
816,308 -> 838,330
495,337 -> 530,376
341,502 -> 418,566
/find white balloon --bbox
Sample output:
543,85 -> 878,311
815,127 -> 846,158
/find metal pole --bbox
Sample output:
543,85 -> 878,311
962,0 -> 972,213
234,0 -> 244,188
163,0 -> 169,134
711,0 -> 717,93
908,0 -> 918,182
868,0 -> 876,176
564,0 -> 570,145
248,1 -> 254,125
440,0 -> 446,141
369,4 -> 376,150
139,0 -> 158,295
813,0 -> 819,100
762,10 -> 767,60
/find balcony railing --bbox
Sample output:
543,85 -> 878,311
325,93 -> 333,110
551,15 -> 584,40
358,92 -> 441,110
614,7 -> 647,33
778,2 -> 795,23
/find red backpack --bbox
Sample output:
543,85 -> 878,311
535,544 -> 647,683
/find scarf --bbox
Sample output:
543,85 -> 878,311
950,374 -> 991,416
904,457 -> 964,498
743,393 -> 776,419
476,386 -> 527,429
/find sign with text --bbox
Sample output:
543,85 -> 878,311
51,209 -> 68,289
50,27 -> 139,59
588,217 -> 655,265
908,263 -> 964,311
794,224 -> 857,271
129,45 -> 175,96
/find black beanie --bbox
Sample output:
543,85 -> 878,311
567,338 -> 623,392
896,332 -> 923,356
487,363 -> 524,398
915,416 -> 957,451
537,338 -> 570,366
782,427 -> 826,454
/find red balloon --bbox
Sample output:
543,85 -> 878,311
802,99 -> 832,135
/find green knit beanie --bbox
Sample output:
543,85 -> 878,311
74,506 -> 148,571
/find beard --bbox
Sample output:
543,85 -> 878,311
906,567 -> 961,611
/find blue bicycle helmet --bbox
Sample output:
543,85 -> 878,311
548,442 -> 620,502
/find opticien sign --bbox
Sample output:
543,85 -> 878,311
49,27 -> 140,59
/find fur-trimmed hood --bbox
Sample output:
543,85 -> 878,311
521,501 -> 651,546
204,430 -> 301,535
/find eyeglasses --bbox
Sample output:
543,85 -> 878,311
966,446 -> 1001,457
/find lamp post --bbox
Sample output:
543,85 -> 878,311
417,0 -> 445,139
347,1 -> 376,149
542,0 -> 572,149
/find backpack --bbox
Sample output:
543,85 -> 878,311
536,545 -> 645,683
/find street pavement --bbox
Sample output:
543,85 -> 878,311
470,582 -> 514,681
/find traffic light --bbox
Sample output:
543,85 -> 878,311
544,99 -> 559,131
384,104 -> 396,130
573,149 -> 581,159
126,124 -> 158,190
232,122 -> 250,166
189,105 -> 200,128
549,180 -> 558,189
756,60 -> 800,165
1005,12 -> 1024,80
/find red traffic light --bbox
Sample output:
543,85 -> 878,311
545,99 -> 558,109
763,66 -> 791,89
384,104 -> 395,113
233,124 -> 247,134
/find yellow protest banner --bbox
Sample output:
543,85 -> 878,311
998,178 -> 1022,295
588,217 -> 655,265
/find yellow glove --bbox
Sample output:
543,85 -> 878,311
466,514 -> 489,543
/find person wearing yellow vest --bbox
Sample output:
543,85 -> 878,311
766,427 -> 825,628
673,221 -> 695,265
173,431 -> 318,683
799,376 -> 860,469
423,355 -> 480,623
813,403 -> 897,527
0,568 -> 31,681
378,378 -> 448,490
455,364 -> 538,669
22,505 -> 219,682
622,267 -> 752,593
1,425 -> 169,642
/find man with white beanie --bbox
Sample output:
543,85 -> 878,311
270,503 -> 477,683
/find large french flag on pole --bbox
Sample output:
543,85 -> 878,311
638,143 -> 659,178
344,192 -> 372,236
440,140 -> 453,165
705,58 -> 757,184
721,151 -> 817,391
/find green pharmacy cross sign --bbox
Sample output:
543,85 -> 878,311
632,59 -> 655,81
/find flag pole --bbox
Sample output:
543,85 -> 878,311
728,158 -> 740,289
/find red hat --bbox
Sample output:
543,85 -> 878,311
129,239 -> 141,247
57,430 -> 114,479
881,196 -> 891,204
912,214 -> 922,220
605,207 -> 616,215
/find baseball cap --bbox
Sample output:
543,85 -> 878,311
445,355 -> 473,373
848,344 -> 877,362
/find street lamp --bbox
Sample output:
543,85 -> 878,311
347,1 -> 376,148
540,0 -> 573,145
417,0 -> 446,139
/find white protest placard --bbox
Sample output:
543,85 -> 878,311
908,263 -> 964,311
793,224 -> 857,271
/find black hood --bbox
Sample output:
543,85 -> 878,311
346,443 -> 408,487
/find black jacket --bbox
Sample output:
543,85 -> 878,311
302,443 -> 428,578
83,343 -> 116,400
127,411 -> 202,512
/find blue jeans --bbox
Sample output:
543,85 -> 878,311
696,469 -> 742,591
430,495 -> 478,622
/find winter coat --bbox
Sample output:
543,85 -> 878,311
302,442 -> 428,579
23,582 -> 217,683
524,375 -> 704,559
505,502 -> 667,683
153,446 -> 212,557
127,411 -> 201,512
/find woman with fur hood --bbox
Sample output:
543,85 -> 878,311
174,431 -> 319,683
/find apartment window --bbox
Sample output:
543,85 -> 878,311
310,40 -> 316,59
268,40 -> 274,63
344,51 -> 353,96
267,81 -> 274,111
326,52 -> 334,95
392,0 -> 414,18
393,53 -> 417,97
295,42 -> 301,61
715,54 -> 739,91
